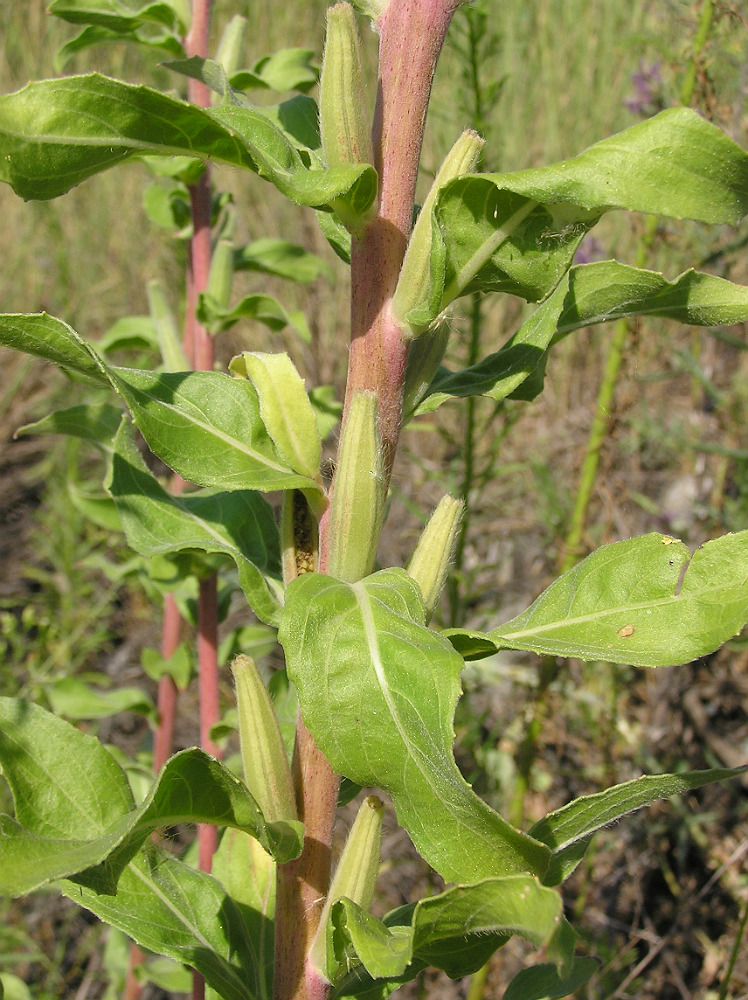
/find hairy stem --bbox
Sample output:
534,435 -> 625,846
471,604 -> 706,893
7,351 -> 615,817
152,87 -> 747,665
276,4 -> 460,999
344,0 -> 456,481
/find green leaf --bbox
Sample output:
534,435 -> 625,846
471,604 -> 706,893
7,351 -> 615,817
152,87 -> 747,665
331,878 -> 572,994
141,642 -> 193,689
44,677 -> 156,722
107,419 -> 284,626
211,829 -> 276,1000
530,766 -> 746,886
230,352 -> 322,481
97,315 -> 159,356
0,73 -> 376,220
53,24 -> 185,71
0,313 -> 109,384
280,569 -> 551,882
0,695 -> 134,841
233,238 -> 334,284
48,0 -> 187,34
59,852 -> 261,1000
0,313 -> 324,500
197,291 -> 311,342
16,402 -> 122,445
502,959 -> 599,1000
410,108 -> 748,323
445,532 -> 748,667
68,480 -> 123,531
230,48 -> 318,94
0,697 -> 303,897
416,263 -> 748,413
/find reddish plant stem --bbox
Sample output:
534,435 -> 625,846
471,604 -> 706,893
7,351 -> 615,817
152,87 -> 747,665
343,0 -> 456,482
152,591 -> 183,771
276,5 -> 459,1000
186,0 -> 220,925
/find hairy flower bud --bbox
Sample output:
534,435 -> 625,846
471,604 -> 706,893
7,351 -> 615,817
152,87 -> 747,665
309,795 -> 384,980
392,129 -> 484,338
231,654 -> 298,824
216,15 -> 247,77
407,494 -> 464,621
147,280 -> 190,372
327,390 -> 385,582
320,3 -> 373,170
319,2 -> 376,234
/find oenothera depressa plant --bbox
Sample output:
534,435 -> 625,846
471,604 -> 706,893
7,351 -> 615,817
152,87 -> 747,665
1,1 -> 748,998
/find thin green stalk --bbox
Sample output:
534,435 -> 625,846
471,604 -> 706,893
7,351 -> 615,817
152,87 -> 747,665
466,959 -> 490,1000
448,292 -> 482,627
717,893 -> 748,1000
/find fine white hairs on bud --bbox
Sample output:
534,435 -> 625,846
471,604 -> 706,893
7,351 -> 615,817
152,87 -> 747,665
320,3 -> 374,169
231,654 -> 298,825
407,494 -> 464,622
327,390 -> 385,583
392,129 -> 484,338
308,795 -> 384,980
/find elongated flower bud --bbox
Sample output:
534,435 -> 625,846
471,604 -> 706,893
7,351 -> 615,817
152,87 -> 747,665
309,795 -> 384,980
231,654 -> 298,824
407,494 -> 464,622
320,3 -> 373,170
327,390 -> 385,582
392,129 -> 484,338
147,280 -> 190,372
216,15 -> 247,77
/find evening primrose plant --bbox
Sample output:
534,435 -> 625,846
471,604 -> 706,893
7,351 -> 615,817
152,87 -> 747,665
2,2 -> 748,999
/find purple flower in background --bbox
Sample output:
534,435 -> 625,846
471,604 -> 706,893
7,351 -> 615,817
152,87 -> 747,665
624,60 -> 664,117
574,234 -> 607,265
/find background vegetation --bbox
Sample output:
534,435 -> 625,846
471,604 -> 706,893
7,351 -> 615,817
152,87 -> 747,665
1,1 -> 747,997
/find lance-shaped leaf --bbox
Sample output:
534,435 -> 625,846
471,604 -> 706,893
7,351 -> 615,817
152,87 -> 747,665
233,238 -> 334,284
197,292 -> 311,342
44,676 -> 156,722
330,877 -> 573,995
0,313 -> 324,500
16,401 -> 123,445
48,0 -> 187,33
406,108 -> 748,325
107,419 -> 283,625
501,960 -> 599,1000
280,569 -> 551,882
529,766 -> 747,887
0,313 -> 109,384
0,698 -> 303,897
59,852 -> 261,1000
415,263 -> 748,414
172,46 -> 318,97
211,829 -> 276,1000
0,73 -> 376,220
445,532 -> 748,667
0,699 -> 266,1000
54,24 -> 186,71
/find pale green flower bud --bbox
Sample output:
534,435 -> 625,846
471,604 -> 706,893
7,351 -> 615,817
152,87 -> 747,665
216,15 -> 247,77
319,2 -> 376,234
392,129 -> 484,338
147,280 -> 190,373
320,3 -> 373,170
309,795 -> 384,980
206,237 -> 234,313
407,494 -> 464,622
231,654 -> 298,824
327,390 -> 385,582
